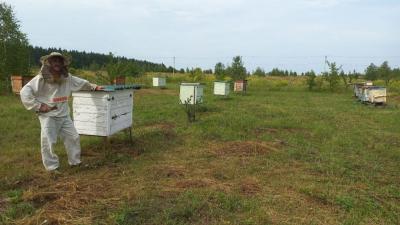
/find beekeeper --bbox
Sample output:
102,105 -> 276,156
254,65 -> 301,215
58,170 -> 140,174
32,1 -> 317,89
20,52 -> 103,172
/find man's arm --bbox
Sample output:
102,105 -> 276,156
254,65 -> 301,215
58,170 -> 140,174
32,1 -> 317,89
70,75 -> 103,91
20,79 -> 42,112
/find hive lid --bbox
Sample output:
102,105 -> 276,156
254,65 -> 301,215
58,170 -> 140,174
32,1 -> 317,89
352,81 -> 373,85
180,82 -> 204,86
100,84 -> 142,92
351,82 -> 366,85
361,85 -> 385,89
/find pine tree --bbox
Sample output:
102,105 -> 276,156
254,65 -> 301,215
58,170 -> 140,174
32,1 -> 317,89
324,61 -> 341,91
305,70 -> 317,91
228,56 -> 247,80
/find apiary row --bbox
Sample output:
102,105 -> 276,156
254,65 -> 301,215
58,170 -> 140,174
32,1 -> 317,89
71,79 -> 246,138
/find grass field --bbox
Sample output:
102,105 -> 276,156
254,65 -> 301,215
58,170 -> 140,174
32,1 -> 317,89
1,76 -> 400,225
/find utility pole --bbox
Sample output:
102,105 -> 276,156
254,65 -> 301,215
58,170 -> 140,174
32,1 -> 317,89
324,55 -> 328,74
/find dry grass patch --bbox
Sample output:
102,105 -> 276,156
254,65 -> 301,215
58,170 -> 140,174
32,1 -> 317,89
151,165 -> 186,179
263,187 -> 342,225
175,178 -> 216,189
174,177 -> 233,192
211,140 -> 283,157
14,170 -> 127,225
239,177 -> 262,196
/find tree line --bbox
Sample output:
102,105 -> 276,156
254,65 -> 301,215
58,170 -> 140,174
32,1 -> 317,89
214,58 -> 399,83
303,61 -> 400,91
30,46 -> 177,74
212,57 -> 400,92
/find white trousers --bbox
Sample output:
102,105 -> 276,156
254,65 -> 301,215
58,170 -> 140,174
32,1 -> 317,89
38,115 -> 81,171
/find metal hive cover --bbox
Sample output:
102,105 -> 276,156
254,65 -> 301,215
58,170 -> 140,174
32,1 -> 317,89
180,82 -> 204,86
101,84 -> 142,92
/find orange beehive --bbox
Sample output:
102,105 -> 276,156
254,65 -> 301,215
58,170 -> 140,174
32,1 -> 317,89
11,75 -> 34,94
234,80 -> 248,92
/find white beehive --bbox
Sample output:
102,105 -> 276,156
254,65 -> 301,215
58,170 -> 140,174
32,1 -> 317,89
214,81 -> 230,96
153,77 -> 166,87
353,83 -> 364,98
72,89 -> 133,136
360,87 -> 369,102
179,83 -> 204,104
353,82 -> 373,99
363,86 -> 387,104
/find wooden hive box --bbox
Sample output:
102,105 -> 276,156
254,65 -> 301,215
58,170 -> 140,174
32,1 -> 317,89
353,81 -> 373,99
365,86 -> 386,104
72,89 -> 133,136
214,81 -> 230,96
234,80 -> 248,92
113,76 -> 126,85
179,83 -> 204,105
11,75 -> 34,94
153,77 -> 166,87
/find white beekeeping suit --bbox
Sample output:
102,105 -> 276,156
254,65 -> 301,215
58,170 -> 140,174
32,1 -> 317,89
20,52 -> 98,171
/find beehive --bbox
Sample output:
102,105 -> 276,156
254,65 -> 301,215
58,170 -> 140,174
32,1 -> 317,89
234,80 -> 247,92
361,86 -> 386,104
11,75 -> 34,94
353,83 -> 364,98
353,81 -> 372,98
113,76 -> 126,85
153,77 -> 166,87
214,81 -> 230,96
179,83 -> 204,104
72,89 -> 134,136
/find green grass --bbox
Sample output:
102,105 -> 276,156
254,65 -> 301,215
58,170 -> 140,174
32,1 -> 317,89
0,76 -> 400,224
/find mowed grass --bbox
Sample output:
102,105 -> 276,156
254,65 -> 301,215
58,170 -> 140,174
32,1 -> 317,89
0,77 -> 400,225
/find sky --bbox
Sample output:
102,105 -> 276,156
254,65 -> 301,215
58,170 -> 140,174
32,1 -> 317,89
5,0 -> 400,73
